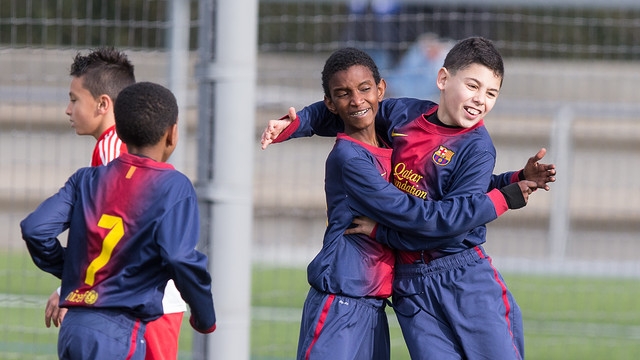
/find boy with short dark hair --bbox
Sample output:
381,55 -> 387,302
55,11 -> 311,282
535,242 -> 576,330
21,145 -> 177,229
49,47 -> 187,360
66,47 -> 134,166
22,82 -> 216,360
262,37 -> 556,359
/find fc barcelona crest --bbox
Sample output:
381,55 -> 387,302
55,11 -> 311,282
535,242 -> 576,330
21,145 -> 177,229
432,145 -> 455,166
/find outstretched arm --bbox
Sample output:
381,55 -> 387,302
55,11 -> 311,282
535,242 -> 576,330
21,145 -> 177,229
261,107 -> 297,150
489,148 -> 556,191
262,102 -> 557,192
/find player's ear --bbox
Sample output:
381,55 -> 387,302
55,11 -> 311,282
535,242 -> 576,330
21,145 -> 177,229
377,78 -> 387,101
436,67 -> 448,91
166,122 -> 178,148
323,95 -> 337,114
97,95 -> 112,114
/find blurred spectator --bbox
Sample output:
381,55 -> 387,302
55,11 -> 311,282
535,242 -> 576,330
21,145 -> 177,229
344,0 -> 402,70
383,33 -> 453,101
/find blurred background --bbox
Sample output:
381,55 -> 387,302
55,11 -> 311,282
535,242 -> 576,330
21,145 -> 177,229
1,0 -> 639,359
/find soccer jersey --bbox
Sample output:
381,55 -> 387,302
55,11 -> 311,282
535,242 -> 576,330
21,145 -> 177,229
92,125 -> 127,166
21,153 -> 216,327
311,134 -> 396,298
93,125 -> 186,316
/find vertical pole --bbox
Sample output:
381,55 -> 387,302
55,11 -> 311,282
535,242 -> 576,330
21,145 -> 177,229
548,106 -> 573,261
167,0 -> 190,171
193,0 -> 258,359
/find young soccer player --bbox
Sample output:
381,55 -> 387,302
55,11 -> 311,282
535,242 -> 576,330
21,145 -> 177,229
262,37 -> 556,359
278,47 -> 537,360
66,47 -> 133,167
47,47 -> 187,360
21,82 -> 216,360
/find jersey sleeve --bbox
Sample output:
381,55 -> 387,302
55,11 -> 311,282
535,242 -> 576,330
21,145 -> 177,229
20,171 -> 82,278
341,155 -> 505,247
279,98 -> 435,143
489,170 -> 521,190
155,190 -> 216,333
369,149 -> 509,251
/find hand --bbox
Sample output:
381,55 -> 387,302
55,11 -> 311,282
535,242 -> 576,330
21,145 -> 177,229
517,180 -> 538,205
44,290 -> 67,328
260,107 -> 297,150
523,148 -> 556,191
344,216 -> 377,237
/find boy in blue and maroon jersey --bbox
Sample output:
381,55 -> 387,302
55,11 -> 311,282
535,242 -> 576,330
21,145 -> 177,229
22,82 -> 216,360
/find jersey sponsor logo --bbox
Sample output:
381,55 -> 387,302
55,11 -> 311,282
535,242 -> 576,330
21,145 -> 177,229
65,289 -> 99,305
391,129 -> 408,137
432,145 -> 455,166
393,162 -> 427,199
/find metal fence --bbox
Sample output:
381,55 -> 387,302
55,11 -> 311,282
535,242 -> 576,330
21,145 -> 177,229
1,0 -> 639,359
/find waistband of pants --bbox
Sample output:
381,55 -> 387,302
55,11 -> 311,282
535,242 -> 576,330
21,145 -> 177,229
66,306 -> 144,325
394,245 -> 488,277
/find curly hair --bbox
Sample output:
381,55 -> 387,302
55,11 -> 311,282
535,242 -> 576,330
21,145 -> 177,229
114,82 -> 178,148
321,47 -> 381,98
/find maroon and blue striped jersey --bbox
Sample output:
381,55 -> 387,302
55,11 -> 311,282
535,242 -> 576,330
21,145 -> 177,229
21,153 -> 216,330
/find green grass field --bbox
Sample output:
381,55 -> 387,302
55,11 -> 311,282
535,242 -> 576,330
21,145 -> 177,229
2,251 -> 640,359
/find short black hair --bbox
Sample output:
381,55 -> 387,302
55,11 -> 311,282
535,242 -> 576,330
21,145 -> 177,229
443,37 -> 504,86
114,82 -> 178,148
321,47 -> 381,98
70,47 -> 135,102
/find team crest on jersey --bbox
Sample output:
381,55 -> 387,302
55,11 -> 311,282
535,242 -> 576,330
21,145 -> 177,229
432,145 -> 455,166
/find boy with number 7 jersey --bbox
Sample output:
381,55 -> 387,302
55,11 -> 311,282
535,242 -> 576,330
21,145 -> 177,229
22,82 -> 216,360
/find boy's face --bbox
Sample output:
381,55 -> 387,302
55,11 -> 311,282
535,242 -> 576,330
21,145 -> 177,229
324,65 -> 385,134
436,63 -> 501,128
65,76 -> 105,139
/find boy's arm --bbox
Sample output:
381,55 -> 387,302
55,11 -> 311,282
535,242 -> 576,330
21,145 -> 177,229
260,98 -> 433,149
340,155 -> 534,243
261,102 -> 344,150
158,194 -> 216,334
360,147 -> 534,251
20,176 -> 77,278
490,148 -> 556,191
369,180 -> 535,250
261,99 -> 555,191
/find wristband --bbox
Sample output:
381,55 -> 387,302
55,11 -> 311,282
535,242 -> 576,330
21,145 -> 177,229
500,183 -> 527,209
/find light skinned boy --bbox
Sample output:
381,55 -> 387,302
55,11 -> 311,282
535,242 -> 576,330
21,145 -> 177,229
262,37 -> 556,359
22,82 -> 216,359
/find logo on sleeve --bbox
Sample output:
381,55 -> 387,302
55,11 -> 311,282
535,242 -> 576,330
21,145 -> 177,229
391,129 -> 408,137
432,145 -> 455,166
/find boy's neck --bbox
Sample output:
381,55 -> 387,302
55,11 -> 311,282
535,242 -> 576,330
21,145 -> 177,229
93,119 -> 116,141
428,112 -> 458,128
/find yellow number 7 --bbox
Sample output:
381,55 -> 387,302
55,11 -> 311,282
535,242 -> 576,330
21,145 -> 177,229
84,214 -> 125,286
